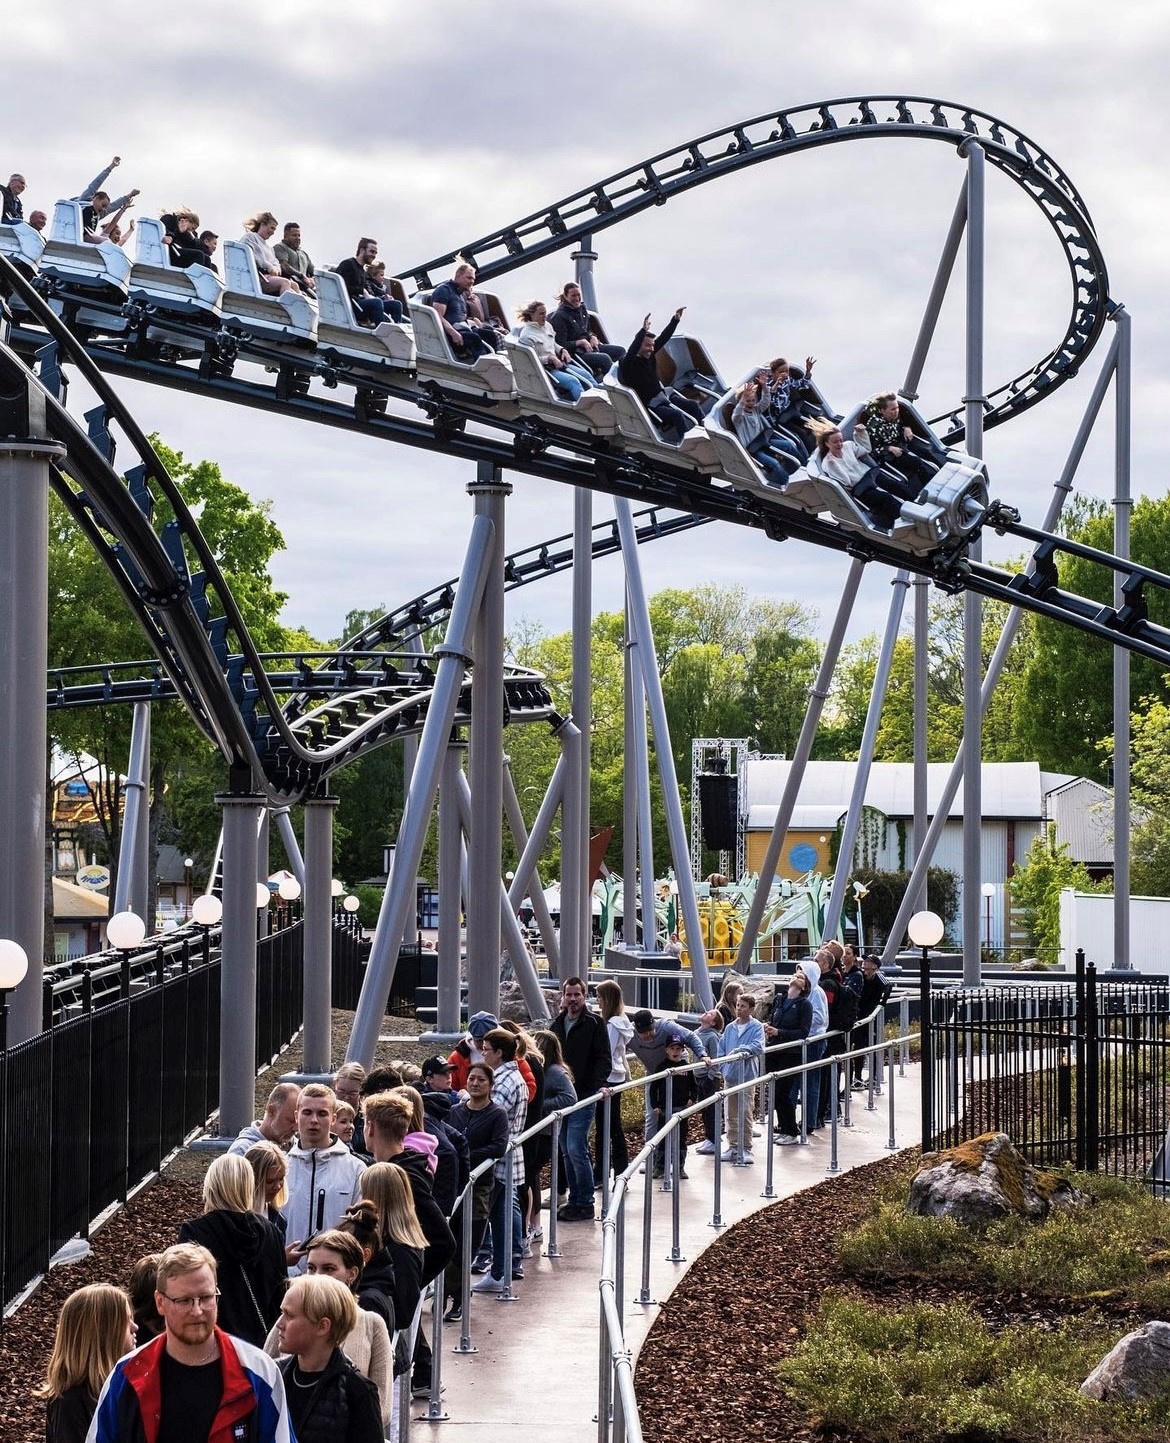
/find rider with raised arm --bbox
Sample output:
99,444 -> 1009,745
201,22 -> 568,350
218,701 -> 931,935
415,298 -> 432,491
617,308 -> 705,443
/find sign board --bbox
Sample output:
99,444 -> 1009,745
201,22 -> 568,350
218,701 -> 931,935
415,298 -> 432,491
76,864 -> 111,891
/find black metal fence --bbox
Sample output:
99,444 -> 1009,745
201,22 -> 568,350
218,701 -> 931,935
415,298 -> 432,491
1,919 -> 304,1314
921,954 -> 1170,1185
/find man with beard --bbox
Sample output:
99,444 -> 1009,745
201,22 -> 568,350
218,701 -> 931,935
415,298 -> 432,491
86,1242 -> 293,1442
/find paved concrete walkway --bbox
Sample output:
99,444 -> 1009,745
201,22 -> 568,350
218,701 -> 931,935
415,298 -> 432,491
410,1064 -> 922,1440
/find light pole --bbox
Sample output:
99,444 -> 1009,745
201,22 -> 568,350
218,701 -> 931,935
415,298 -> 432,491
183,857 -> 194,919
908,909 -> 944,1148
0,940 -> 30,1054
256,882 -> 273,939
107,910 -> 147,999
278,874 -> 301,928
981,882 -> 996,962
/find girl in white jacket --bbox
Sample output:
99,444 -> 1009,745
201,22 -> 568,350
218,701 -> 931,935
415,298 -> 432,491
594,979 -> 635,1182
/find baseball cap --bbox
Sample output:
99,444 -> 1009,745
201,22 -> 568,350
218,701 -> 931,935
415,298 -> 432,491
632,1009 -> 654,1032
421,1056 -> 453,1080
468,1010 -> 499,1039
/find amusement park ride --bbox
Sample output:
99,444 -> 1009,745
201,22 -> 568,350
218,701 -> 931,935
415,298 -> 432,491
0,95 -> 1152,1137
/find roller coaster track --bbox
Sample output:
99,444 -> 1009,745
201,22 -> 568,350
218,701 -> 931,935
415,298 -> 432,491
7,96 -> 1168,805
403,94 -> 1111,443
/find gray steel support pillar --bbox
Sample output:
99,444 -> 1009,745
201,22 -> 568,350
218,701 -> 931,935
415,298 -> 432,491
572,233 -> 599,315
622,596 -> 639,946
961,140 -> 986,988
614,500 -> 713,1009
436,738 -> 465,1036
273,806 -> 306,889
735,559 -> 866,970
558,715 -> 584,981
347,514 -> 496,1066
503,752 -> 561,971
822,573 -> 911,939
454,770 -> 550,1022
302,795 -> 337,1075
466,463 -> 510,1018
402,629 -> 424,947
566,486 -> 593,977
627,586 -> 656,950
879,333 -> 1121,965
901,183 -> 968,401
256,809 -> 270,884
114,701 -> 151,921
1112,306 -> 1132,969
0,412 -> 63,1044
913,576 -> 930,915
218,790 -> 264,1137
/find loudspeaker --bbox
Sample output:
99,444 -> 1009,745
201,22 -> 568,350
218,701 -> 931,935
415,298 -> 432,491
698,772 -> 738,851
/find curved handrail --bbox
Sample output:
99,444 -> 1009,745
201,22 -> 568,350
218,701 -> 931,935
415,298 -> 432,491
400,95 -> 1109,443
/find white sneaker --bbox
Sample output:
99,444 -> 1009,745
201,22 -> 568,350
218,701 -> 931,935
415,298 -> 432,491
775,1134 -> 798,1146
720,1147 -> 739,1162
694,1140 -> 716,1155
529,1225 -> 543,1242
752,1126 -> 762,1137
472,1275 -> 507,1293
741,1150 -> 755,1164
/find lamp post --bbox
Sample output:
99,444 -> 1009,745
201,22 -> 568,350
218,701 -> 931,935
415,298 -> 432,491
277,874 -> 301,928
0,939 -> 30,1053
183,857 -> 194,919
981,882 -> 996,963
343,894 -> 361,933
256,882 -> 273,939
107,910 -> 147,999
907,909 -> 944,1149
192,892 -> 222,968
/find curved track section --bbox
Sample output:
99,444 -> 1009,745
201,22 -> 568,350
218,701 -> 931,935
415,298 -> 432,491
403,94 -> 1110,442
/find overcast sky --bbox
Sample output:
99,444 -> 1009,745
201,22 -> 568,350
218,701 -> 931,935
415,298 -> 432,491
7,1 -> 1169,656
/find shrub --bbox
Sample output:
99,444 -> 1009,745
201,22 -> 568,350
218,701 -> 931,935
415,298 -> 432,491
778,1293 -> 1170,1442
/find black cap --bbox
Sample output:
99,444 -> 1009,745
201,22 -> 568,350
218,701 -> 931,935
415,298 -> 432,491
421,1056 -> 453,1080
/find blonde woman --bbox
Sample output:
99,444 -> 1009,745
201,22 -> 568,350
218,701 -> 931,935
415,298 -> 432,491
178,1152 -> 286,1345
358,1162 -> 427,1332
245,1140 -> 300,1268
240,211 -> 296,296
276,1275 -> 383,1443
37,1284 -> 136,1443
515,299 -> 597,400
594,979 -> 634,1182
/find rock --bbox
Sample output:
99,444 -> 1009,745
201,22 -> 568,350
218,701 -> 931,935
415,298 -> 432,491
1080,1321 -> 1170,1401
906,1132 -> 1089,1227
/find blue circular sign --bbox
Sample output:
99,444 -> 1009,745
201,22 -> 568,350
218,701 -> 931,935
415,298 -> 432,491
789,843 -> 819,872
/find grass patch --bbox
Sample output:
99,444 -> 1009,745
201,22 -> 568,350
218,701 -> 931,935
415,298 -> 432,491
839,1168 -> 1170,1310
778,1293 -> 1170,1443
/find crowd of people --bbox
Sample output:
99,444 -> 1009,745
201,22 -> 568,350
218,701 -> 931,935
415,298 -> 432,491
33,953 -> 890,1441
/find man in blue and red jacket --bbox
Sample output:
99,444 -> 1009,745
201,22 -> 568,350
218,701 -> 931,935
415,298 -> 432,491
86,1242 -> 293,1443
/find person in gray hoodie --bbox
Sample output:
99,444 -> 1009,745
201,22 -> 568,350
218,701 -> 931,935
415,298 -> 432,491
798,954 -> 831,1136
593,979 -> 635,1182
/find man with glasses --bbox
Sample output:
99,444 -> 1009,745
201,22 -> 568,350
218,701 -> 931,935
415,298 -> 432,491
87,1242 -> 293,1442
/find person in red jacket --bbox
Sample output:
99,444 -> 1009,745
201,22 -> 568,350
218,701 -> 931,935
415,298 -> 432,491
446,1012 -> 537,1100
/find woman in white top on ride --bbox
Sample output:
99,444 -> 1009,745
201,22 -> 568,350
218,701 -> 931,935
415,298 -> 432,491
811,423 -> 902,528
515,300 -> 598,401
240,211 -> 296,297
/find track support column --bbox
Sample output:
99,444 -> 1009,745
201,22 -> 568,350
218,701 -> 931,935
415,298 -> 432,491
435,737 -> 466,1037
302,794 -> 338,1075
218,789 -> 264,1137
466,462 -> 510,1018
0,383 -> 63,1044
1112,306 -> 1132,971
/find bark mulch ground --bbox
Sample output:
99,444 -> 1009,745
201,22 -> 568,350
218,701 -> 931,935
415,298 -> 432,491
634,1150 -> 1150,1443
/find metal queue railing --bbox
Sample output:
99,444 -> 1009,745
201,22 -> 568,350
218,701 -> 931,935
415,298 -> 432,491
410,996 -> 913,1433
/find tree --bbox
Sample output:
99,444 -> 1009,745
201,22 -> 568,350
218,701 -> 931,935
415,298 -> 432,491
1014,493 -> 1170,781
1009,825 -> 1106,965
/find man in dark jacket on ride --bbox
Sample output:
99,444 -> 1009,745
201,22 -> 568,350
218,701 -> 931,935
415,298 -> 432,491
617,307 -> 704,442
550,977 -> 613,1221
549,281 -> 624,380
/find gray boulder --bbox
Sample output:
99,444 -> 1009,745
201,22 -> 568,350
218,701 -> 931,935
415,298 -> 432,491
907,1132 -> 1088,1227
1080,1321 -> 1170,1401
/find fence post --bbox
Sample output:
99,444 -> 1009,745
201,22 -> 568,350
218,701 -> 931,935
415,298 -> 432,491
1085,961 -> 1100,1171
919,950 -> 933,1150
1074,948 -> 1086,1171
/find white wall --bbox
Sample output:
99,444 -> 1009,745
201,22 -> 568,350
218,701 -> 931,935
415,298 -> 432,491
1059,888 -> 1170,976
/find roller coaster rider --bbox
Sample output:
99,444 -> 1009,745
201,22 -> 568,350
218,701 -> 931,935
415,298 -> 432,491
862,393 -> 941,492
617,307 -> 705,442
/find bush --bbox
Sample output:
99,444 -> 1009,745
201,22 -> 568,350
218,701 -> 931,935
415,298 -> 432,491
839,1169 -> 1170,1310
778,1293 -> 1170,1442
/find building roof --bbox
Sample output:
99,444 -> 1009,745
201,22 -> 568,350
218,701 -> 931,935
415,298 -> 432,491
53,877 -> 109,920
744,759 -> 1047,827
1042,775 -> 1115,866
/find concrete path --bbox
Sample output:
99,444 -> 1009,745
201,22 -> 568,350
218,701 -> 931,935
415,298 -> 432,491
410,1063 -> 922,1440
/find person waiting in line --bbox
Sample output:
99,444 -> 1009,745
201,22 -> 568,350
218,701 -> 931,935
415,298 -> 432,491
178,1152 -> 287,1347
515,299 -> 599,400
262,1227 -> 394,1430
731,375 -> 801,484
499,1020 -> 543,1259
692,1008 -> 725,1155
240,212 -> 300,297
593,979 -> 634,1188
617,308 -> 705,442
126,1254 -> 165,1344
431,261 -> 500,358
276,1275 -> 384,1443
245,1139 -> 301,1265
273,220 -> 316,295
447,1060 -> 507,1320
335,237 -> 403,324
473,1027 -> 529,1289
719,993 -> 765,1163
861,392 -> 940,493
358,1162 -> 430,1397
764,969 -> 814,1143
160,206 -> 208,268
37,1284 -> 137,1443
649,1034 -> 699,1178
809,422 -> 907,529
550,281 -> 624,381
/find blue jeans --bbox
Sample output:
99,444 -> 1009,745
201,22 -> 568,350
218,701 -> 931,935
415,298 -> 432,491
561,1107 -> 594,1208
800,1037 -> 827,1133
549,366 -> 586,402
488,1176 -> 523,1280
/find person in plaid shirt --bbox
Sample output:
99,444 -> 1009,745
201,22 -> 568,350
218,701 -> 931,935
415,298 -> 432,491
472,1030 -> 528,1293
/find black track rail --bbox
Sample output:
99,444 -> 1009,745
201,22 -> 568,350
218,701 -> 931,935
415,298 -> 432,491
402,95 -> 1109,444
